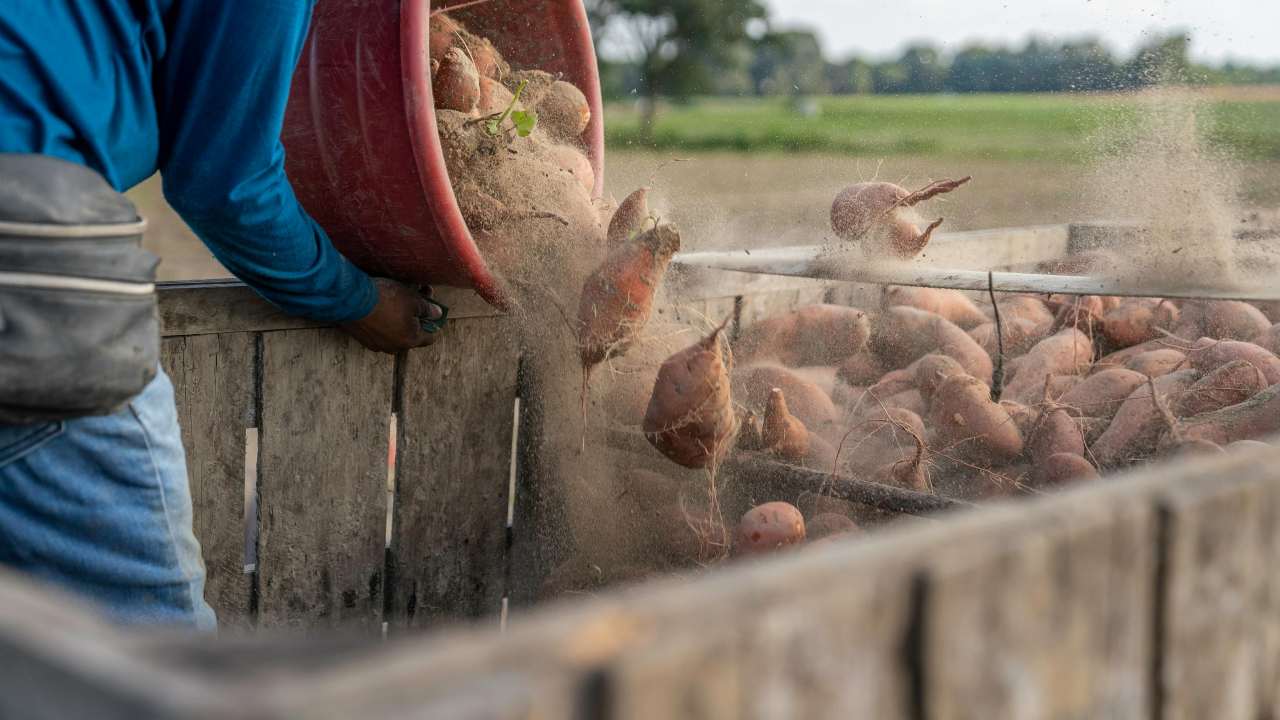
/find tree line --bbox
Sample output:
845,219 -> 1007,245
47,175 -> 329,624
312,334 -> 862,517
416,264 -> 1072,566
587,0 -> 1280,102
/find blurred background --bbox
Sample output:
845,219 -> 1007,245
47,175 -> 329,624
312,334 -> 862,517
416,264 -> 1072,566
138,0 -> 1280,279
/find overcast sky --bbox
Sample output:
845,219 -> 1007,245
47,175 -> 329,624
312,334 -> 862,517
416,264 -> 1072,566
766,0 -> 1279,64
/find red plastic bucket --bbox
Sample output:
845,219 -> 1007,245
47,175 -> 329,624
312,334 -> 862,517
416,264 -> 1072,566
283,0 -> 604,308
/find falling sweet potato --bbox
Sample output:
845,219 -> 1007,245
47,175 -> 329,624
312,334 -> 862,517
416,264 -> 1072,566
830,177 -> 971,258
882,286 -> 988,329
607,187 -> 651,247
735,305 -> 871,367
870,306 -> 993,385
643,320 -> 739,469
1124,348 -> 1187,379
1174,359 -> 1268,418
1057,368 -> 1148,422
928,374 -> 1024,465
1091,369 -> 1199,468
578,224 -> 681,369
734,502 -> 806,557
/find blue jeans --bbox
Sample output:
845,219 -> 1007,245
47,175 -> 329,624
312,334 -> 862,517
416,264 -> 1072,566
0,370 -> 216,631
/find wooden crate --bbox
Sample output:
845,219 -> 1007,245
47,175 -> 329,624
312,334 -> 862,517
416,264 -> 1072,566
8,224 -> 1280,718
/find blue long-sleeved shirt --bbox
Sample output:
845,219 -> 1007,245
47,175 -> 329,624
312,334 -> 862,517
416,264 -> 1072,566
0,1 -> 376,323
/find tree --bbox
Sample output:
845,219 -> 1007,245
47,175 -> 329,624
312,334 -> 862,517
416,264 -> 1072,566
593,0 -> 767,135
750,30 -> 828,96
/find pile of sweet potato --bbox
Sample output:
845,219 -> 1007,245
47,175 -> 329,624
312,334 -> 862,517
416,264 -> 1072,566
731,290 -> 1280,504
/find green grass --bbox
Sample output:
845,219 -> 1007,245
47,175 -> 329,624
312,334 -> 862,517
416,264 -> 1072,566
603,93 -> 1280,162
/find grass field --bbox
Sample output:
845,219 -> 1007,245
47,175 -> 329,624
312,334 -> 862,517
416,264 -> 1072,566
604,92 -> 1280,162
135,90 -> 1280,280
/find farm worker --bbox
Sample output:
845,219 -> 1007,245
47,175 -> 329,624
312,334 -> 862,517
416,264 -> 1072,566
0,3 -> 442,630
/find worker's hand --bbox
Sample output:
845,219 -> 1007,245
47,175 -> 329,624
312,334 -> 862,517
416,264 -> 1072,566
340,278 -> 444,354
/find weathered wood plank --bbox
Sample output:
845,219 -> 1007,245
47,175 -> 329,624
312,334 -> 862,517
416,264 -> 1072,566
161,333 -> 255,629
158,281 -> 499,338
388,317 -> 520,628
922,482 -> 1157,720
256,329 -> 395,630
1156,446 -> 1280,720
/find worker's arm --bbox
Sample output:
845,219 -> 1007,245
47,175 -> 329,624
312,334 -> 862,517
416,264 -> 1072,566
154,0 -> 436,348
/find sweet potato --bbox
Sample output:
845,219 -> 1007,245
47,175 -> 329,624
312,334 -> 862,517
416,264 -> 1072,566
1091,339 -> 1167,374
607,187 -> 651,247
871,429 -> 930,492
644,321 -> 739,469
1091,369 -> 1199,468
763,389 -> 809,461
432,46 -> 481,113
1101,298 -> 1179,348
1174,360 -> 1268,418
866,367 -> 916,399
806,513 -> 859,541
1032,453 -> 1100,488
1174,300 -> 1271,342
1171,382 -> 1280,447
837,352 -> 886,387
999,400 -> 1036,438
871,307 -> 993,385
736,305 -> 871,367
1057,368 -> 1148,422
1000,329 -> 1094,404
830,177 -> 971,258
734,365 -> 838,431
1227,439 -> 1273,452
1124,348 -> 1186,378
1047,294 -> 1108,334
578,224 -> 681,369
1187,339 -> 1280,385
1252,323 -> 1280,356
477,75 -> 515,116
832,407 -> 926,472
534,80 -> 591,142
734,502 -> 806,557
969,317 -> 1049,360
929,375 -> 1024,465
1166,439 -> 1225,457
548,144 -> 595,194
1026,407 -> 1086,464
914,354 -> 968,404
996,295 -> 1056,328
882,286 -> 988,329
429,13 -> 462,65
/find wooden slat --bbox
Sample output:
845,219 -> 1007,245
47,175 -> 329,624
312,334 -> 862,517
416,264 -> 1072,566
161,333 -> 255,628
388,317 -> 520,627
158,281 -> 499,338
922,484 -> 1158,719
256,329 -> 395,630
1156,447 -> 1280,720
